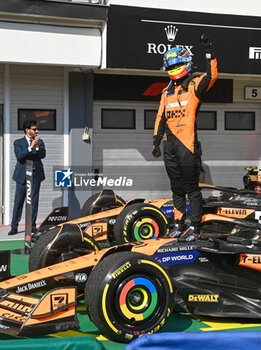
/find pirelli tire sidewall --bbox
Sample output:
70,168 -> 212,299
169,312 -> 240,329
85,252 -> 174,343
114,203 -> 169,244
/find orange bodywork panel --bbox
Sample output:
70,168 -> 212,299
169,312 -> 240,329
0,249 -> 107,291
63,206 -> 123,226
202,214 -> 236,223
85,221 -> 109,241
146,198 -> 172,208
130,237 -> 175,255
238,254 -> 261,272
216,207 -> 255,219
0,238 -> 173,292
249,174 -> 261,183
173,207 -> 184,221
0,287 -> 78,335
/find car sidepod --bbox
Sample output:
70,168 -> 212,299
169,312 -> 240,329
152,238 -> 261,318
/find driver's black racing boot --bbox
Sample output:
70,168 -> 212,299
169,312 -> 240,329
180,226 -> 201,242
169,222 -> 186,238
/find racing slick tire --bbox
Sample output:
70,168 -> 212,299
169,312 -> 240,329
81,192 -> 125,217
85,251 -> 174,343
114,203 -> 169,244
29,224 -> 99,271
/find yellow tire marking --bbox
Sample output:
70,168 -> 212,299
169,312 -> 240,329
143,207 -> 168,224
102,283 -> 119,333
140,259 -> 173,293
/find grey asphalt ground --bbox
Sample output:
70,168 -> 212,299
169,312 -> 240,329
0,226 -> 26,241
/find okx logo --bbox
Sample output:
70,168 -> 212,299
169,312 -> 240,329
55,169 -> 73,188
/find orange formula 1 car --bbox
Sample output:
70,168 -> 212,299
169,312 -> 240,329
2,228 -> 261,343
29,182 -> 261,273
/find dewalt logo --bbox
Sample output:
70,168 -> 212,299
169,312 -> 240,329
188,294 -> 219,302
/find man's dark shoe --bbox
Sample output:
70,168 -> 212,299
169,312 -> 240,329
32,227 -> 39,234
8,227 -> 18,236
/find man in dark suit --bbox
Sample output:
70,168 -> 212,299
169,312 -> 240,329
8,120 -> 46,235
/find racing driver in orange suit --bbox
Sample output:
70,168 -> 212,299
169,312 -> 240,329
152,34 -> 218,241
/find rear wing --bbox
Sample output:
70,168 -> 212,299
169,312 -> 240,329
0,287 -> 78,336
199,183 -> 254,195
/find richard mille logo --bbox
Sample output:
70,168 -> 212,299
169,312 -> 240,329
146,23 -> 193,56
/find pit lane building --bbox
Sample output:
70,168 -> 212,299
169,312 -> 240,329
0,0 -> 261,224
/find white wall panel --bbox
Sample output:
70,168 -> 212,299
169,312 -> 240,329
93,97 -> 261,200
234,79 -> 261,103
9,64 -> 64,225
0,65 -> 4,103
0,22 -> 101,67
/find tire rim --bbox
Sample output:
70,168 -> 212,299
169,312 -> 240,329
133,218 -> 160,241
118,277 -> 158,322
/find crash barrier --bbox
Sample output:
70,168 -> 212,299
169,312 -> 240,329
0,336 -> 105,350
125,331 -> 261,350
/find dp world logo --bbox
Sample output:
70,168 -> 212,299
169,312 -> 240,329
55,169 -> 73,188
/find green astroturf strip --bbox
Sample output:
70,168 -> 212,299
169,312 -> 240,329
0,240 -> 25,251
0,337 -> 105,349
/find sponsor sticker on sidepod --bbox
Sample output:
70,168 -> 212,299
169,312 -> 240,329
153,250 -> 199,266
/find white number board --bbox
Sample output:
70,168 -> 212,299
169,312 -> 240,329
245,87 -> 261,100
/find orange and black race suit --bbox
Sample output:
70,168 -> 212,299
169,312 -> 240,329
154,56 -> 218,228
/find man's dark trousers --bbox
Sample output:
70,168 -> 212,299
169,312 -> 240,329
11,172 -> 41,229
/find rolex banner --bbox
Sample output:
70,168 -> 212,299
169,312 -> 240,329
107,5 -> 261,75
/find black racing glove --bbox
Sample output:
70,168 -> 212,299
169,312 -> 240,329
152,135 -> 162,158
200,33 -> 216,59
152,144 -> 161,158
